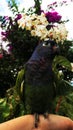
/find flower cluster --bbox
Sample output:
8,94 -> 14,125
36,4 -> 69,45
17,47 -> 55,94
18,13 -> 49,40
18,12 -> 68,43
47,1 -> 70,10
47,23 -> 68,43
45,11 -> 62,23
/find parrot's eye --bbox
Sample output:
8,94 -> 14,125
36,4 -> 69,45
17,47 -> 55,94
43,41 -> 51,47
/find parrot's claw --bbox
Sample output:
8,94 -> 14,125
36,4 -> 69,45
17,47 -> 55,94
43,112 -> 48,119
34,113 -> 39,128
34,112 -> 48,128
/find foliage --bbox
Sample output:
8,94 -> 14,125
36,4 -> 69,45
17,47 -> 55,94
67,46 -> 73,62
52,56 -> 73,96
0,88 -> 25,123
34,0 -> 42,14
55,92 -> 73,120
1,15 -> 39,61
0,87 -> 73,122
7,0 -> 19,14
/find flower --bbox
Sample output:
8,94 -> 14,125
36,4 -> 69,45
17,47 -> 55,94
18,12 -> 67,43
45,11 -> 62,23
15,14 -> 22,21
47,23 -> 68,43
1,31 -> 10,38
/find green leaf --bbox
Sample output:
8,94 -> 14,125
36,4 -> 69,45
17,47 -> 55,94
0,98 -> 7,107
52,55 -> 72,72
52,56 -> 73,96
15,68 -> 25,99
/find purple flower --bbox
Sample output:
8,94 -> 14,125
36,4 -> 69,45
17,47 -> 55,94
15,14 -> 22,21
63,1 -> 67,3
52,2 -> 57,5
3,16 -> 10,21
2,16 -> 13,27
45,11 -> 62,23
40,9 -> 44,13
1,31 -> 10,38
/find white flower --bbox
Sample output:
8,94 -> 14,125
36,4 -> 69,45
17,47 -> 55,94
18,13 -> 68,43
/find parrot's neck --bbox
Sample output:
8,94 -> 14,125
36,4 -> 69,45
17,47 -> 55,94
28,50 -> 41,61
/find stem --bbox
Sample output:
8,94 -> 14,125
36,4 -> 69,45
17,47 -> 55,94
55,96 -> 62,113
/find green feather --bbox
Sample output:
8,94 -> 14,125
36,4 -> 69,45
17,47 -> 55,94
15,68 -> 25,99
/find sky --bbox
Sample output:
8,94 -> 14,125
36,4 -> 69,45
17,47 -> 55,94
0,0 -> 73,40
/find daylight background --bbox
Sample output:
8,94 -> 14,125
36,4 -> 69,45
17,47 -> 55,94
0,0 -> 73,123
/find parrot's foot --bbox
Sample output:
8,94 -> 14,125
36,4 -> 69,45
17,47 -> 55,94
34,113 -> 39,128
43,112 -> 48,119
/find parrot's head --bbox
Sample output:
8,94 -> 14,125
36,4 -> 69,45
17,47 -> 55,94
29,40 -> 60,61
37,40 -> 60,59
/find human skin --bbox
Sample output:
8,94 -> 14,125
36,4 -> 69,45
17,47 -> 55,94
0,114 -> 73,130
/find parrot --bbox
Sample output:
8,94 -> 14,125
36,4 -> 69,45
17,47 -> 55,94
15,39 -> 73,128
24,40 -> 59,115
15,39 -> 59,127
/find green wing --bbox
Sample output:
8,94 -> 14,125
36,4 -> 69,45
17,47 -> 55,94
15,68 -> 25,100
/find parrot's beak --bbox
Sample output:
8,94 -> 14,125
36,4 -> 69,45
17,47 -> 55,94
53,45 -> 60,55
